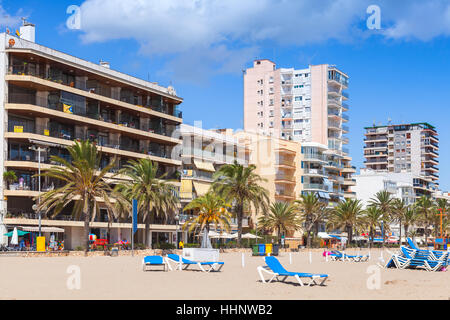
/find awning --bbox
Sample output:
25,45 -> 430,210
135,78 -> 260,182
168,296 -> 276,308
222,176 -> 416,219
193,181 -> 211,196
193,160 -> 215,172
318,232 -> 332,239
21,227 -> 65,233
180,179 -> 193,198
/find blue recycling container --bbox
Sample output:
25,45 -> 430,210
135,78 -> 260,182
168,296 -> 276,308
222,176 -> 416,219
258,244 -> 266,256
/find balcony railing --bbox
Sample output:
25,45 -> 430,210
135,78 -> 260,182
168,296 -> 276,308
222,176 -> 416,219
7,93 -> 177,138
7,65 -> 182,119
303,183 -> 328,191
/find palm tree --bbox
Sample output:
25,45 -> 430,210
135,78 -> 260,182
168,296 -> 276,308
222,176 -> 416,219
403,206 -> 418,242
212,161 -> 269,246
38,140 -> 124,254
3,170 -> 17,189
415,196 -> 434,245
361,206 -> 383,248
182,192 -> 232,242
258,202 -> 301,244
328,199 -> 363,243
391,199 -> 407,247
369,191 -> 393,246
115,159 -> 179,247
296,193 -> 328,248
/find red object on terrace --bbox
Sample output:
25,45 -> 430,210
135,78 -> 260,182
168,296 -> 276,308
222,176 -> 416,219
94,239 -> 108,246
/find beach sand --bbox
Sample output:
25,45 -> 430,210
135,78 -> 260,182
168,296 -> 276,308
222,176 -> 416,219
0,249 -> 448,300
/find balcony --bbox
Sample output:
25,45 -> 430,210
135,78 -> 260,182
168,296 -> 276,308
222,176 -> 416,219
303,183 -> 328,191
275,175 -> 296,184
7,65 -> 183,120
7,94 -> 179,140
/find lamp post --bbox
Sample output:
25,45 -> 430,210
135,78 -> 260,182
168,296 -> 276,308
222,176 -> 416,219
30,145 -> 46,237
175,214 -> 180,249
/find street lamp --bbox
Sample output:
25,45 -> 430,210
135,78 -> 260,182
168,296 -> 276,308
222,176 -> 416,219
175,214 -> 180,248
29,145 -> 47,237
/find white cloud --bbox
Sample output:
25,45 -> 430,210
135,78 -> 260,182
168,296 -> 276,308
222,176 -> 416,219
73,0 -> 450,84
381,0 -> 450,41
0,3 -> 23,28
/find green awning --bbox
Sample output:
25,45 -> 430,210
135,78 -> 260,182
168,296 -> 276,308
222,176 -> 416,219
4,230 -> 30,237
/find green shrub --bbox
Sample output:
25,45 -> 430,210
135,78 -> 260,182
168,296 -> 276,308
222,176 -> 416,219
183,243 -> 200,248
96,245 -> 104,251
75,246 -> 83,251
153,243 -> 176,250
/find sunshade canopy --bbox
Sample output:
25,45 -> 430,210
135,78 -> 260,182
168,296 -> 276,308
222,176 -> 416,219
4,230 -> 30,237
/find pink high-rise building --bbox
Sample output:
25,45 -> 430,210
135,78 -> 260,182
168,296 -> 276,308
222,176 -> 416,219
243,59 -> 356,202
244,60 -> 349,152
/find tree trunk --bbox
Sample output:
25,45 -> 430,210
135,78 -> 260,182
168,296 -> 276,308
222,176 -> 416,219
306,226 -> 312,249
347,225 -> 353,244
145,213 -> 150,248
83,196 -> 90,256
398,219 -> 402,248
236,202 -> 243,247
369,227 -> 374,249
404,225 -> 409,241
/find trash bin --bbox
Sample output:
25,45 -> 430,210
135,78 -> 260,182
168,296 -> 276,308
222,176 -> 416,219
265,244 -> 273,256
252,245 -> 259,256
110,247 -> 119,257
272,244 -> 279,256
258,244 -> 266,256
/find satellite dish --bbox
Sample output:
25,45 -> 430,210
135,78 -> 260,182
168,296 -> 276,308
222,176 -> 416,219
32,204 -> 38,211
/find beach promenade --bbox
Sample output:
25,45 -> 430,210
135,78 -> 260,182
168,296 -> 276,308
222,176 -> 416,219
0,249 -> 448,300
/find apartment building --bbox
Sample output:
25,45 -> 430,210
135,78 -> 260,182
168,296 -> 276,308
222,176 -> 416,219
0,25 -> 184,249
363,123 -> 439,199
243,60 -> 356,202
178,124 -> 248,236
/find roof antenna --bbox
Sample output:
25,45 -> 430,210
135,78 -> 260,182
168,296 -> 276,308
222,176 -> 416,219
387,118 -> 392,125
373,120 -> 376,127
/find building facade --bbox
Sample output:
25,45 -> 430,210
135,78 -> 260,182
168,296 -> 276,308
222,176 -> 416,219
243,59 -> 356,203
363,123 -> 439,199
178,124 -> 249,236
1,26 -> 183,249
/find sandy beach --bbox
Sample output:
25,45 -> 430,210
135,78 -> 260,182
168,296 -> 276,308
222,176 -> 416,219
0,249 -> 448,300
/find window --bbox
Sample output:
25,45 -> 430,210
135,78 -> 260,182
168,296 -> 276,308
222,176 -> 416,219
294,130 -> 302,136
269,110 -> 274,117
269,99 -> 274,106
295,96 -> 303,101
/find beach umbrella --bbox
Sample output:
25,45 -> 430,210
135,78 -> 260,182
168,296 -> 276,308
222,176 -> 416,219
11,227 -> 19,245
241,233 -> 262,239
0,224 -> 7,246
4,230 -> 30,237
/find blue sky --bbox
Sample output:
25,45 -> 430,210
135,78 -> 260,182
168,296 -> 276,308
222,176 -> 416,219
2,0 -> 449,190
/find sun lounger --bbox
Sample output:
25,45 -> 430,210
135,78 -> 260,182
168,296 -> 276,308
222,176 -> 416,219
329,250 -> 369,262
406,238 -> 448,260
166,254 -> 224,273
386,247 -> 448,272
142,256 -> 170,272
257,256 -> 328,287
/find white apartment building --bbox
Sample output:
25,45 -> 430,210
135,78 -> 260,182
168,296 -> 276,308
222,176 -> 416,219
363,123 -> 439,199
0,23 -> 184,249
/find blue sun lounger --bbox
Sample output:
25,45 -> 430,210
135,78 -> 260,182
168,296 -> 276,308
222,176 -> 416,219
257,256 -> 328,286
142,256 -> 169,272
386,246 -> 448,272
407,238 -> 449,261
329,250 -> 369,262
166,254 -> 224,272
